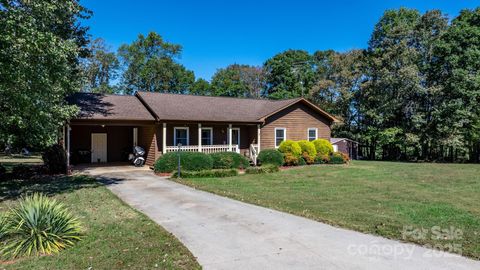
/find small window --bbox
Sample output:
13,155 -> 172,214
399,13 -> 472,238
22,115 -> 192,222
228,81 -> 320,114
201,128 -> 213,145
174,127 -> 189,146
308,128 -> 317,141
275,128 -> 286,148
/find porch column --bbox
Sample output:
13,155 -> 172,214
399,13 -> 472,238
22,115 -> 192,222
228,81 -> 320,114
198,123 -> 202,152
66,123 -> 71,174
257,124 -> 261,153
228,124 -> 232,151
162,123 -> 167,154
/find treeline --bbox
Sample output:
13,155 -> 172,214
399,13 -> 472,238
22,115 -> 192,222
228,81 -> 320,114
85,8 -> 480,162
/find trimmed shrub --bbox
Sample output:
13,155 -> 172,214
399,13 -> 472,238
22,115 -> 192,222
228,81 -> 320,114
301,152 -> 315,164
297,140 -> 317,157
278,140 -> 302,157
330,152 -> 346,164
312,139 -> 334,156
42,144 -> 67,174
1,193 -> 82,258
245,164 -> 279,174
209,152 -> 249,169
172,169 -> 238,178
283,153 -> 299,166
154,152 -> 213,173
11,164 -> 34,179
314,154 -> 330,164
257,149 -> 284,166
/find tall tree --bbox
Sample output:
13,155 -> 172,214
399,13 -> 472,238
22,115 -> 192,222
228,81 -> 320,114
83,38 -> 120,94
210,64 -> 266,98
0,0 -> 90,148
264,50 -> 316,99
190,78 -> 211,95
118,32 -> 195,94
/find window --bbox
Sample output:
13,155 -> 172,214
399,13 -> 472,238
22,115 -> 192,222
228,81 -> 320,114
274,128 -> 286,148
174,127 -> 189,146
307,128 -> 317,141
201,128 -> 213,145
231,128 -> 240,145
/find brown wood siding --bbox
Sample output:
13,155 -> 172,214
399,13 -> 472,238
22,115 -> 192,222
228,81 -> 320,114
138,125 -> 156,166
260,103 -> 332,149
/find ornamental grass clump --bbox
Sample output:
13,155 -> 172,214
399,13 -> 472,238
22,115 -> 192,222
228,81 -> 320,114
1,193 -> 82,258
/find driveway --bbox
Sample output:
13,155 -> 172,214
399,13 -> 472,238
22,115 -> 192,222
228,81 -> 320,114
84,167 -> 480,270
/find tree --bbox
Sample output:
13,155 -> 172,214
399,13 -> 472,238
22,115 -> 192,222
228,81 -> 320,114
190,78 -> 211,95
210,64 -> 266,98
0,0 -> 90,149
83,38 -> 120,94
118,32 -> 195,94
264,50 -> 316,99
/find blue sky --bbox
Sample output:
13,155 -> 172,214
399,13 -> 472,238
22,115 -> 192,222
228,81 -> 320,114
82,0 -> 478,81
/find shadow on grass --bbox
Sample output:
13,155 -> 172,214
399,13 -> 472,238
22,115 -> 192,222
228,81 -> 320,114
0,174 -> 102,202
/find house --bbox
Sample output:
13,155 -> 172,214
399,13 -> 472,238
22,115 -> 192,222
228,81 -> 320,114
330,138 -> 359,160
65,92 -> 338,166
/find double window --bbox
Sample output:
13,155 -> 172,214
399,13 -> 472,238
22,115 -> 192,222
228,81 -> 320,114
201,127 -> 213,145
275,128 -> 286,148
307,128 -> 318,141
174,127 -> 189,146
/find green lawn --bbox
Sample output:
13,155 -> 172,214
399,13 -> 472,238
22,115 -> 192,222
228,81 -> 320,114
0,154 -> 43,173
175,161 -> 480,259
0,175 -> 200,269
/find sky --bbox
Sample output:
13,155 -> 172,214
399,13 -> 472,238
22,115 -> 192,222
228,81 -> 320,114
81,0 -> 478,81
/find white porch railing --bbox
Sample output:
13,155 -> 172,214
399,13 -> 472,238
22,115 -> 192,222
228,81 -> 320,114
249,144 -> 259,166
165,144 -> 239,154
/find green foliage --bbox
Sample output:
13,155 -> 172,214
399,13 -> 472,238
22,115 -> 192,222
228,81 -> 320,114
118,32 -> 195,94
83,38 -> 120,93
278,140 -> 302,157
154,152 -> 213,173
172,169 -> 238,178
312,139 -> 334,156
191,78 -> 211,95
257,149 -> 284,166
42,144 -> 67,174
314,154 -> 330,164
283,153 -> 299,166
297,140 -> 317,158
298,156 -> 307,166
209,152 -> 250,169
211,64 -> 266,98
1,193 -> 82,258
0,0 -> 89,148
245,164 -> 279,174
330,152 -> 346,164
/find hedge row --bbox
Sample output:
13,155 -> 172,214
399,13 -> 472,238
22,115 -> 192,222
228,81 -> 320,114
172,169 -> 238,178
245,164 -> 279,174
154,151 -> 250,173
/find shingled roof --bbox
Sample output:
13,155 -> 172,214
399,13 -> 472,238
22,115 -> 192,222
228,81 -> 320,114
67,93 -> 155,121
136,92 -> 337,123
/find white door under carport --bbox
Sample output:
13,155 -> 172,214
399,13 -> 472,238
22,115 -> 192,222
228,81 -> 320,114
91,133 -> 107,163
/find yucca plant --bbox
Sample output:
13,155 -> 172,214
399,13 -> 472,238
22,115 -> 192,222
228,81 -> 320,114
1,193 -> 82,258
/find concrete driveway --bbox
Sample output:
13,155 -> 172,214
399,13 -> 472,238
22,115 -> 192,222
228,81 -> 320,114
84,167 -> 480,270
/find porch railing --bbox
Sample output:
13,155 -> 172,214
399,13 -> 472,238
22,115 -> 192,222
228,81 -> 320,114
165,144 -> 239,154
249,144 -> 259,166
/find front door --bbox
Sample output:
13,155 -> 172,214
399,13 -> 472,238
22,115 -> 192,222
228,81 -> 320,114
91,133 -> 107,163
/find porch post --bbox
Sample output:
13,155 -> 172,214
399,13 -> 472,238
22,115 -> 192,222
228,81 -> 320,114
66,123 -> 70,174
257,124 -> 261,152
198,123 -> 202,152
162,122 -> 167,154
228,124 -> 232,151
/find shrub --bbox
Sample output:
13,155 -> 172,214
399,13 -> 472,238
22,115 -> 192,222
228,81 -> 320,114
298,156 -> 307,166
209,152 -> 249,169
312,139 -> 334,156
154,152 -> 213,173
172,169 -> 238,178
338,152 -> 350,163
330,152 -> 346,164
283,153 -> 299,166
11,164 -> 34,179
278,140 -> 302,157
245,164 -> 279,174
297,140 -> 317,157
257,149 -> 284,166
1,193 -> 82,258
314,154 -> 330,164
301,152 -> 315,164
42,144 -> 67,174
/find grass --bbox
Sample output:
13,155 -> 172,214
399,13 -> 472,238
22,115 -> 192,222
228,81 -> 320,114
174,160 -> 480,259
0,154 -> 43,173
0,175 -> 200,269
